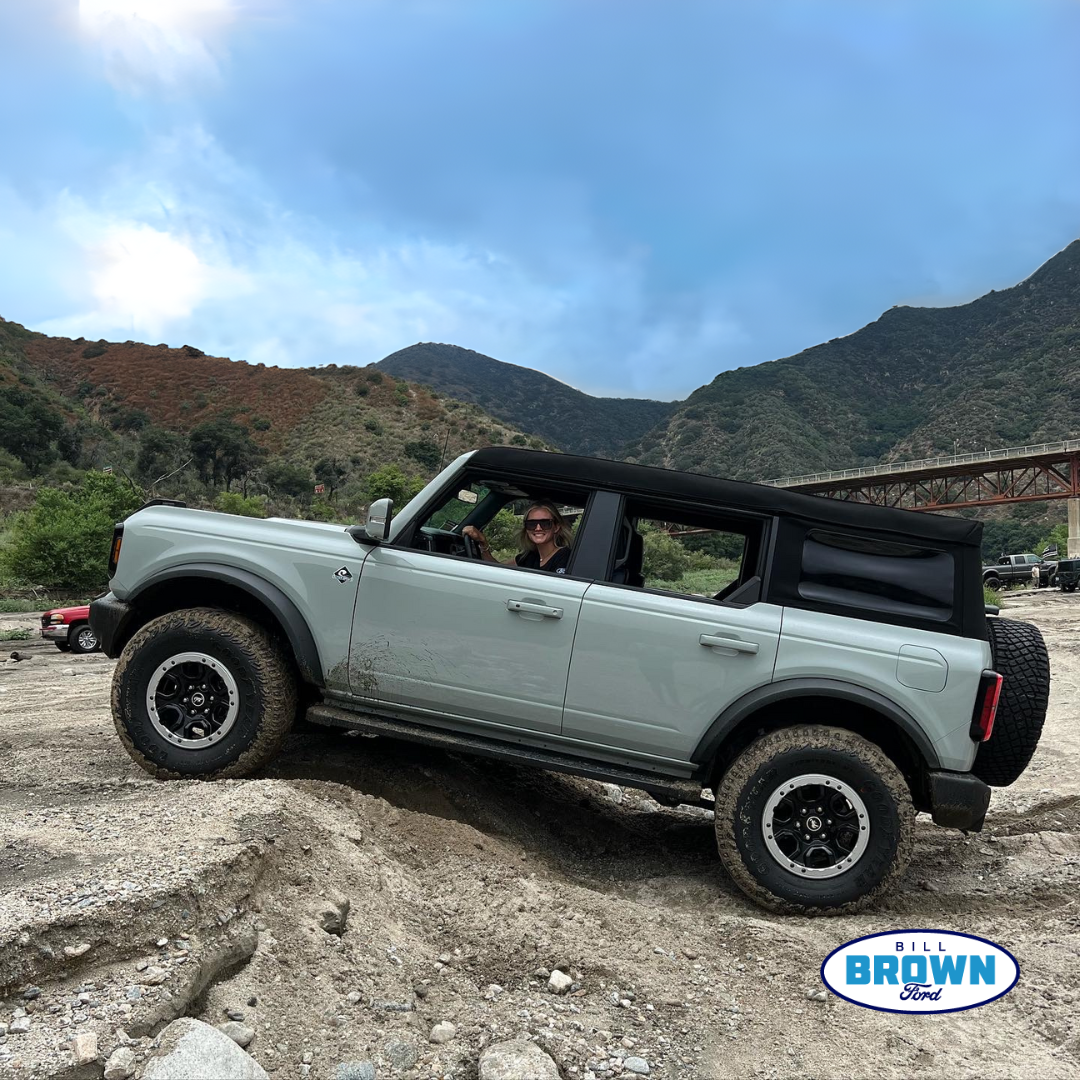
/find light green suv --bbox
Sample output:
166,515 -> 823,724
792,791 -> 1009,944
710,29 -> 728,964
91,448 -> 1050,911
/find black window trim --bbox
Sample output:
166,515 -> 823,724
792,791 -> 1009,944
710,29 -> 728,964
391,465 -> 605,583
587,490 -> 774,609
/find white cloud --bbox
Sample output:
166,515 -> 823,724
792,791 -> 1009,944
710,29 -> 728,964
6,125 -> 737,396
78,0 -> 236,90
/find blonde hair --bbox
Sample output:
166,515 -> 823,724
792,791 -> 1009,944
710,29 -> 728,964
519,501 -> 574,553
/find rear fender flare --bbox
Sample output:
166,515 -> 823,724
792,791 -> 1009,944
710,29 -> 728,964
691,678 -> 940,770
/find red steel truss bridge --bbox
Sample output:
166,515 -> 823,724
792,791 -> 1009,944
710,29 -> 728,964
764,439 -> 1080,512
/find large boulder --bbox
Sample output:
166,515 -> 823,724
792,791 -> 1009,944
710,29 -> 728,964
142,1018 -> 269,1079
479,1039 -> 560,1080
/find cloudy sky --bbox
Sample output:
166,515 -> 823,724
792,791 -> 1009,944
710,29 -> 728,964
2,1 -> 1079,400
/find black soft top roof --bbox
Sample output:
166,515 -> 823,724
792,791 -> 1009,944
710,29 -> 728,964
469,447 -> 983,548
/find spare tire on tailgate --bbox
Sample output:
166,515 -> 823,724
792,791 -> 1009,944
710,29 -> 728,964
972,617 -> 1050,787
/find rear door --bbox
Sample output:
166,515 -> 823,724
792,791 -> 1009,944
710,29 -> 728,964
563,588 -> 782,762
562,499 -> 780,765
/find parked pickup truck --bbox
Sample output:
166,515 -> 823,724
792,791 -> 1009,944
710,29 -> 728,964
983,553 -> 1057,589
40,604 -> 100,652
90,448 -> 1051,912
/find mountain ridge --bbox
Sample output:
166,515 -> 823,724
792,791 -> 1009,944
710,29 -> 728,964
376,341 -> 675,458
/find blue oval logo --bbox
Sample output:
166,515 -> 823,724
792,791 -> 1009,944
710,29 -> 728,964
821,929 -> 1019,1014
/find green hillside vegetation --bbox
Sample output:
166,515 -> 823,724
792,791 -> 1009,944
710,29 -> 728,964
376,342 -> 675,459
5,236 -> 1080,591
626,240 -> 1080,480
0,317 -> 552,593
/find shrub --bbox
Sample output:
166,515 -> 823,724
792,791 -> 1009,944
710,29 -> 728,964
640,522 -> 692,581
364,418 -> 383,435
304,500 -> 341,522
251,416 -> 271,431
365,371 -> 384,385
404,437 -> 442,472
115,408 -> 150,432
81,342 -> 108,359
0,472 -> 143,590
213,492 -> 267,518
363,464 -> 425,506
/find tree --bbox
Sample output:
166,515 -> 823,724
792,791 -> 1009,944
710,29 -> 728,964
264,458 -> 313,499
0,386 -> 65,472
189,418 -> 264,490
0,472 -> 144,590
313,456 -> 348,499
137,427 -> 187,483
363,464 -> 425,506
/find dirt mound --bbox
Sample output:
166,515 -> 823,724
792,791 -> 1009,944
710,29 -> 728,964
2,595 -> 1079,1079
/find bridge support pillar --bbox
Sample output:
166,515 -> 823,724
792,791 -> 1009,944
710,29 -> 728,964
1069,498 -> 1080,558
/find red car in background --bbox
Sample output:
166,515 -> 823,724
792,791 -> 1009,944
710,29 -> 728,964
40,605 -> 100,652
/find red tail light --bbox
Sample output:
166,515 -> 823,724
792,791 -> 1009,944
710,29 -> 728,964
970,672 -> 1003,743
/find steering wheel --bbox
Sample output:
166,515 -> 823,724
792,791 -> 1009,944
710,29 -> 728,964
462,533 -> 483,560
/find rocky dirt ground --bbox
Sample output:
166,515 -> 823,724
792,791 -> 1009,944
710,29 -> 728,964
1,592 -> 1078,1080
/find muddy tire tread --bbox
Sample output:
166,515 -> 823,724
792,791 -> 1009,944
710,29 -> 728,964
714,725 -> 915,915
112,607 -> 297,780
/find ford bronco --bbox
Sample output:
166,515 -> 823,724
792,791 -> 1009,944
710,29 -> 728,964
90,448 -> 1050,912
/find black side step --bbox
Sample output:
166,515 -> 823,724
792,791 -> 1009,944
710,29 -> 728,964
305,703 -> 708,807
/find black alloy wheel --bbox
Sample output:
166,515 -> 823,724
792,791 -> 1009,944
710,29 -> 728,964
715,725 -> 913,912
112,608 -> 297,779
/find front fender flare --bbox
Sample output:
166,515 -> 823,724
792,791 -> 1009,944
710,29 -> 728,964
691,677 -> 941,770
128,563 -> 324,686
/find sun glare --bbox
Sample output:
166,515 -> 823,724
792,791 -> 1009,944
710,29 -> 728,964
79,0 -> 233,31
90,225 -> 209,332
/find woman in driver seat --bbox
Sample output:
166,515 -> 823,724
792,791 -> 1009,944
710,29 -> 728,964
463,501 -> 573,573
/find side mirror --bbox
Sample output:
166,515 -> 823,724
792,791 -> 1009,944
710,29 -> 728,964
347,497 -> 394,545
367,497 -> 393,539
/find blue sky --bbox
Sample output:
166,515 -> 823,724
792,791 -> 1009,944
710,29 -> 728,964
2,1 -> 1079,400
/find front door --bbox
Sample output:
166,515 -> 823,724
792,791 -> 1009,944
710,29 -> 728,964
349,546 -> 589,736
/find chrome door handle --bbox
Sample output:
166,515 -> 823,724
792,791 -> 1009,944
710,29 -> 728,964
700,633 -> 759,654
507,600 -> 564,619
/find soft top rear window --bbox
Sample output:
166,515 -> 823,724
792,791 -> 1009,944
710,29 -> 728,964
799,530 -> 954,623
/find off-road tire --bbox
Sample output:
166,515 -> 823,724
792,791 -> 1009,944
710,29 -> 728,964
1063,583 -> 1077,593
70,623 -> 99,653
112,608 -> 297,780
972,617 -> 1050,787
984,575 -> 1003,591
715,725 -> 914,913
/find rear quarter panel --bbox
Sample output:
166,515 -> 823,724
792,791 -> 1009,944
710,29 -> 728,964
777,609 -> 991,771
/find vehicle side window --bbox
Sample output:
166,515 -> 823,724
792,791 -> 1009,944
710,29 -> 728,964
799,530 -> 954,623
609,501 -> 763,603
410,476 -> 587,571
1025,554 -> 1041,564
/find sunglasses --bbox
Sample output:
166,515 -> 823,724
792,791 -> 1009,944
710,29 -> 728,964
525,517 -> 555,531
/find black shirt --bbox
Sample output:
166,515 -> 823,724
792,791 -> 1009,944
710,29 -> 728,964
515,546 -> 571,574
